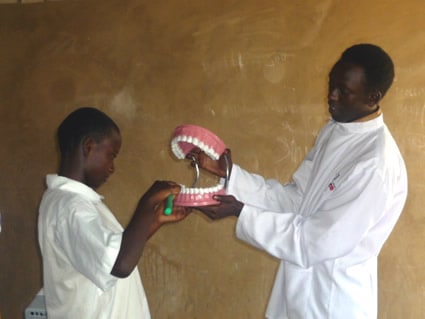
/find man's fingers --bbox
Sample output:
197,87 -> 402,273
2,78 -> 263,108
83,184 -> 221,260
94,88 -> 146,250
212,194 -> 235,203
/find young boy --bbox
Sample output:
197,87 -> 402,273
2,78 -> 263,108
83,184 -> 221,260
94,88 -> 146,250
190,44 -> 408,318
38,107 -> 190,318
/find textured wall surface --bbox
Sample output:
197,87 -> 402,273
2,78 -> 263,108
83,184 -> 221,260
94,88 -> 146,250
0,0 -> 424,318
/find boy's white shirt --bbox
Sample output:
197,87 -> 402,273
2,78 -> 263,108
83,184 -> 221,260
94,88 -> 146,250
38,175 -> 151,319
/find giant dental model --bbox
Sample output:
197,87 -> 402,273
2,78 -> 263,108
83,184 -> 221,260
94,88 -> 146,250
171,124 -> 229,207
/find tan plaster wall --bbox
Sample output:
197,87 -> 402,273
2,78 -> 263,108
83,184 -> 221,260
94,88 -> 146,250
0,0 -> 423,318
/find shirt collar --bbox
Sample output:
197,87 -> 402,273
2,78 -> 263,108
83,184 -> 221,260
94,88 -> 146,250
331,113 -> 384,134
46,174 -> 104,202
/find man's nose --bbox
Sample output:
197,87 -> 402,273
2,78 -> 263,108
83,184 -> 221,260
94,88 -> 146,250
328,87 -> 339,101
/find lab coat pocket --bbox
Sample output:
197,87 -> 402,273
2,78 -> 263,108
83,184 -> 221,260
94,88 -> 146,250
284,263 -> 312,318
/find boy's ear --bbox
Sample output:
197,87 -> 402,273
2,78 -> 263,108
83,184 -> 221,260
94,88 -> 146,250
82,137 -> 95,158
368,91 -> 382,106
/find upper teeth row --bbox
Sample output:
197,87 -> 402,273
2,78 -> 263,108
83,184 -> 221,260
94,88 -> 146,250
180,184 -> 224,194
171,135 -> 220,160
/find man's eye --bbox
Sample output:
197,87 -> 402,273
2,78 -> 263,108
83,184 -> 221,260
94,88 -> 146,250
339,88 -> 350,96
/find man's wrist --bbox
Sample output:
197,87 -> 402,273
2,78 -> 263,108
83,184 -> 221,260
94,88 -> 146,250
234,201 -> 244,217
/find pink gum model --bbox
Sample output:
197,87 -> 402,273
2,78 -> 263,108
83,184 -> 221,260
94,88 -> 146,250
171,124 -> 228,207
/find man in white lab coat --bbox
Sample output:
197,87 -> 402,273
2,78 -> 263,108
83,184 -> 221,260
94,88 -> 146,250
190,44 -> 408,319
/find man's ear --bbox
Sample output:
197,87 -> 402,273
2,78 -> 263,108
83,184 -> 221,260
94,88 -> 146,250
368,91 -> 382,106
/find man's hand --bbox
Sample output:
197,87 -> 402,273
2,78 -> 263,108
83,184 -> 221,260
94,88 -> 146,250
196,195 -> 243,220
186,148 -> 233,178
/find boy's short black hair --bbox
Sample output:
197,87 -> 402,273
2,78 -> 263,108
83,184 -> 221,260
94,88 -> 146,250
57,107 -> 120,156
340,43 -> 394,97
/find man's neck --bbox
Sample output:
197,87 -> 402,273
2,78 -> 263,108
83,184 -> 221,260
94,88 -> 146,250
355,106 -> 382,122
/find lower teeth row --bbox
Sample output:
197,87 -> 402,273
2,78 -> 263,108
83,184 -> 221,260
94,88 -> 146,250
180,184 -> 223,194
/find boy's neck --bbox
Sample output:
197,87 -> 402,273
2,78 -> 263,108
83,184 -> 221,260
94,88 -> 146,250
58,159 -> 84,184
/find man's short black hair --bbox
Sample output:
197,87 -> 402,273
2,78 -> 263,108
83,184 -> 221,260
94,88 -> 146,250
340,43 -> 394,97
57,107 -> 120,156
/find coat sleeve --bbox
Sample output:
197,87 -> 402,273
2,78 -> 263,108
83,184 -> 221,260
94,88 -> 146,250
230,161 -> 402,268
226,164 -> 306,213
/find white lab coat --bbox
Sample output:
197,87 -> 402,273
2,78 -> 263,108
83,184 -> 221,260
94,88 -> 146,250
228,115 -> 407,319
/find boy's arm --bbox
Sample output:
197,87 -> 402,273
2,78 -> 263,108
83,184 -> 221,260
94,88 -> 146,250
111,181 -> 189,278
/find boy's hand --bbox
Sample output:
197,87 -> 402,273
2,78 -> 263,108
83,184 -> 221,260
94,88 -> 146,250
138,180 -> 180,212
158,204 -> 191,223
113,180 -> 191,276
139,181 -> 191,237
